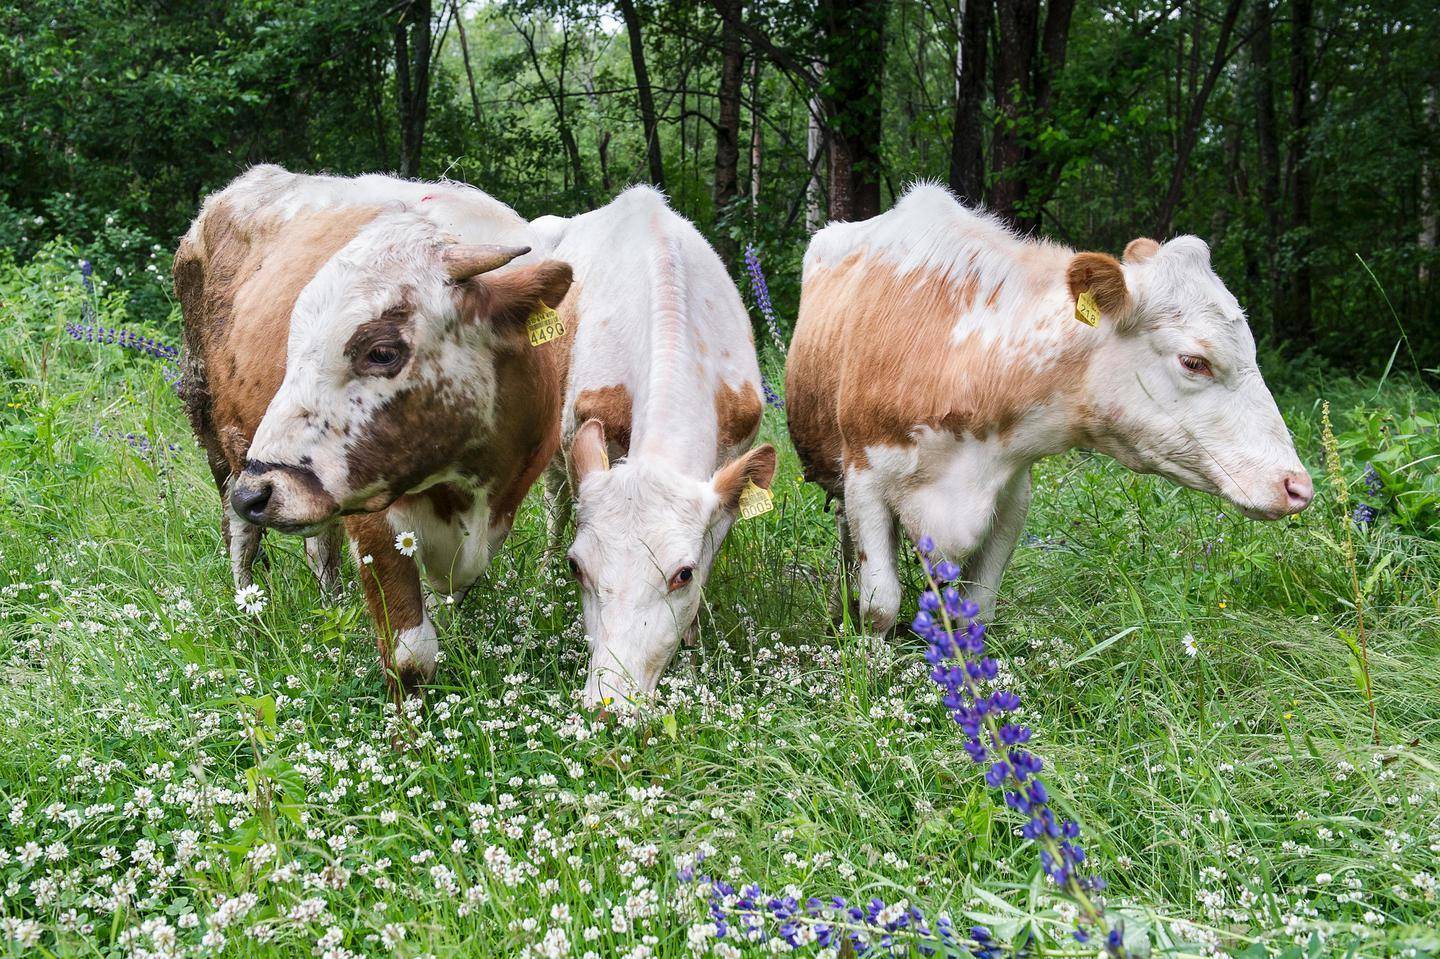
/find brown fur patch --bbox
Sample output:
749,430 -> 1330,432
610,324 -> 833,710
715,381 -> 763,452
344,511 -> 425,693
1066,252 -> 1130,317
788,253 -> 1093,497
575,385 -> 633,455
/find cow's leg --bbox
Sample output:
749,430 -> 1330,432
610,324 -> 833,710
842,468 -> 901,634
830,503 -> 861,626
960,469 -> 1032,623
346,514 -> 433,700
304,523 -> 344,602
542,463 -> 572,557
227,511 -> 263,590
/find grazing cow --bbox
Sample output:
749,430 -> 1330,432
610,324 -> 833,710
531,186 -> 776,707
787,183 -> 1313,631
174,165 -> 572,695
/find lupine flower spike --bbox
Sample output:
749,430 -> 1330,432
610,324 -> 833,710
743,244 -> 788,356
679,536 -> 1134,956
912,535 -> 1131,956
743,244 -> 787,409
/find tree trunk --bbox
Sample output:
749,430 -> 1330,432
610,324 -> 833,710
1153,0 -> 1244,236
948,0 -> 992,203
989,0 -> 1038,228
451,0 -> 483,129
1420,85 -> 1437,284
807,75 -> 825,230
822,0 -> 886,222
394,0 -> 433,179
1250,0 -> 1282,317
713,0 -> 743,215
1279,0 -> 1315,347
619,0 -> 665,188
749,59 -> 762,210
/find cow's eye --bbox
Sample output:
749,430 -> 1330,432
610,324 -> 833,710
1179,354 -> 1212,376
366,343 -> 404,368
567,556 -> 584,586
668,566 -> 694,591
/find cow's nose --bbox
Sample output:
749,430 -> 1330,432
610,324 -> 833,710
231,479 -> 273,524
1282,471 -> 1314,512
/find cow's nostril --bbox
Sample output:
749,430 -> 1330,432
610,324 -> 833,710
231,480 -> 274,524
1283,473 -> 1314,510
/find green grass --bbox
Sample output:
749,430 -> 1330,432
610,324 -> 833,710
1,245 -> 1438,959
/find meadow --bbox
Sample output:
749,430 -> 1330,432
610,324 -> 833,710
1,242 -> 1438,959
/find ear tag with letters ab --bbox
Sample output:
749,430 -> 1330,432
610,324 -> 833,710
527,305 -> 566,346
738,480 -> 774,520
1074,290 -> 1101,328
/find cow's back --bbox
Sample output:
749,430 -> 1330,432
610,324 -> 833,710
543,187 -> 761,467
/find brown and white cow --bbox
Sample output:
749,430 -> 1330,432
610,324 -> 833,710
174,165 -> 572,695
788,182 -> 1313,632
530,186 -> 775,708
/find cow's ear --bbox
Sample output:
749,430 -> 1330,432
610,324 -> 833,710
711,444 -> 777,512
1123,237 -> 1160,263
1066,252 -> 1132,329
571,418 -> 609,482
468,259 -> 574,333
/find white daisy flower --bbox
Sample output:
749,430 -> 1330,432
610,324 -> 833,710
394,531 -> 418,557
1182,633 -> 1200,658
234,584 -> 267,616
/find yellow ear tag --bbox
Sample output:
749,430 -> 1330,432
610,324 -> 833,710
1074,290 -> 1101,327
526,305 -> 565,346
738,480 -> 774,520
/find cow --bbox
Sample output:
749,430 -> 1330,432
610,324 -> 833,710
787,182 -> 1313,633
530,186 -> 776,708
174,165 -> 573,697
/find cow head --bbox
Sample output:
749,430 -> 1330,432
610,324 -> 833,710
565,420 -> 776,709
231,214 -> 572,532
1072,236 -> 1312,520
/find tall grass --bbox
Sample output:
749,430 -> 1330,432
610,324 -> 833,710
0,246 -> 1437,957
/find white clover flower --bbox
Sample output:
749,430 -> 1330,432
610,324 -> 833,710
234,584 -> 267,616
394,530 -> 418,557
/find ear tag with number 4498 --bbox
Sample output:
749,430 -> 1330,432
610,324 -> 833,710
527,306 -> 566,346
1074,290 -> 1101,328
738,480 -> 773,520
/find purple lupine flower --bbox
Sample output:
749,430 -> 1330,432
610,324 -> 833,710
744,244 -> 788,355
1362,463 -> 1383,497
66,322 -> 182,386
911,538 -> 1129,955
761,373 -> 785,409
1352,503 -> 1378,527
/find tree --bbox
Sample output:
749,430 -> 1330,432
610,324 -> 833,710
394,0 -> 435,178
619,0 -> 666,187
821,0 -> 887,221
948,0 -> 993,204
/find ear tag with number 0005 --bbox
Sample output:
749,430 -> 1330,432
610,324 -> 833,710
1074,290 -> 1101,327
738,480 -> 773,520
527,306 -> 566,346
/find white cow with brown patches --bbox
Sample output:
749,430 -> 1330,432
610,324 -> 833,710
531,186 -> 775,708
175,165 -> 572,696
788,182 -> 1313,632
